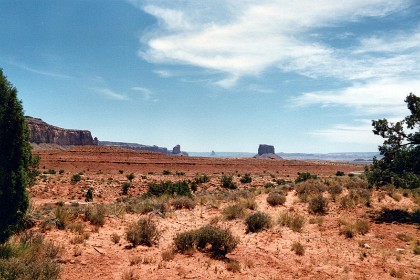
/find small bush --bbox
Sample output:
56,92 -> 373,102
163,170 -> 171,175
221,176 -> 237,189
174,225 -> 239,257
278,211 -> 305,232
146,181 -> 192,197
118,170 -> 124,174
245,212 -> 271,233
126,173 -> 135,182
396,233 -> 413,242
174,230 -> 196,253
336,171 -> 345,176
240,173 -> 252,184
194,174 -> 210,184
308,195 -> 328,215
59,169 -> 65,175
54,206 -> 72,229
122,182 -> 131,195
339,219 -> 369,238
126,218 -> 159,247
71,173 -> 82,184
413,242 -> 420,255
295,172 -> 317,183
223,204 -> 246,220
291,241 -> 305,255
48,169 -> 56,174
161,248 -> 175,261
85,187 -> 93,202
266,192 -> 286,206
264,182 -> 275,189
355,220 -> 370,235
226,260 -> 241,273
85,204 -> 106,226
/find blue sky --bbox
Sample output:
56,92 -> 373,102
1,0 -> 419,153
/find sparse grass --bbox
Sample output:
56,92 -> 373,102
226,260 -> 241,273
278,211 -> 305,232
111,233 -> 121,244
71,173 -> 82,184
295,172 -> 318,183
0,231 -> 61,280
339,219 -> 370,238
223,204 -> 246,220
161,248 -> 175,261
245,212 -> 271,233
340,189 -> 372,209
85,204 -> 106,226
126,218 -> 159,247
389,268 -> 404,278
170,196 -> 196,210
121,269 -> 138,280
291,241 -> 305,255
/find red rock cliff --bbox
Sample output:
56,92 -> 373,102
25,116 -> 97,146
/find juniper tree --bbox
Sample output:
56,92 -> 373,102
366,93 -> 420,188
0,69 -> 31,243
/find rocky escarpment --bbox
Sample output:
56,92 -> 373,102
254,144 -> 282,159
26,117 -> 97,146
99,141 -> 169,154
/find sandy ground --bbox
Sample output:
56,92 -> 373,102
28,146 -> 419,280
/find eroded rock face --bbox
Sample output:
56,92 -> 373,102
172,145 -> 181,154
26,116 -> 96,146
254,144 -> 281,159
258,144 -> 275,155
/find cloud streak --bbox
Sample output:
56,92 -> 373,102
92,88 -> 128,101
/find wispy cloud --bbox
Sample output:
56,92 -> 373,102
131,86 -> 158,102
153,69 -> 174,78
131,0 -> 411,86
92,88 -> 128,101
8,60 -> 72,79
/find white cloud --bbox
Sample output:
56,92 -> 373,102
293,78 -> 418,118
92,88 -> 128,101
7,60 -> 72,79
131,86 -> 158,102
132,0 -> 412,86
153,69 -> 174,78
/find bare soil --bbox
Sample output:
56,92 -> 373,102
29,146 -> 419,280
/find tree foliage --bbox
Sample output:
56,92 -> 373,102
0,69 -> 31,243
366,93 -> 420,188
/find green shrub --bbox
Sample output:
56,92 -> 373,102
223,204 -> 246,220
195,225 -> 239,257
336,171 -> 345,176
121,182 -> 131,195
111,233 -> 121,244
278,211 -> 305,232
85,187 -> 93,202
47,169 -> 56,175
126,218 -> 159,247
194,174 -> 210,184
59,169 -> 65,175
221,176 -> 237,189
163,170 -> 171,175
240,173 -> 252,184
54,206 -> 72,230
340,189 -> 372,209
71,173 -> 82,184
295,180 -> 326,202
174,230 -> 196,253
146,181 -> 192,197
266,192 -> 286,206
175,225 -> 239,257
308,195 -> 328,215
264,182 -> 275,189
295,172 -> 318,183
245,212 -> 271,233
339,219 -> 369,238
126,173 -> 135,182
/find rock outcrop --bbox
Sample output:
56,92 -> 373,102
254,144 -> 282,159
99,141 -> 168,154
26,116 -> 96,146
172,144 -> 189,156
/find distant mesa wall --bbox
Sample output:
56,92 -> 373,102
99,141 -> 168,154
26,116 -> 97,146
172,144 -> 189,156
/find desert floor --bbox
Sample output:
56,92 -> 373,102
27,146 -> 419,280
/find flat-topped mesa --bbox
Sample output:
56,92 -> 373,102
99,141 -> 168,154
26,116 -> 96,146
254,144 -> 282,159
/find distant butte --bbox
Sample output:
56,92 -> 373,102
254,144 -> 282,159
